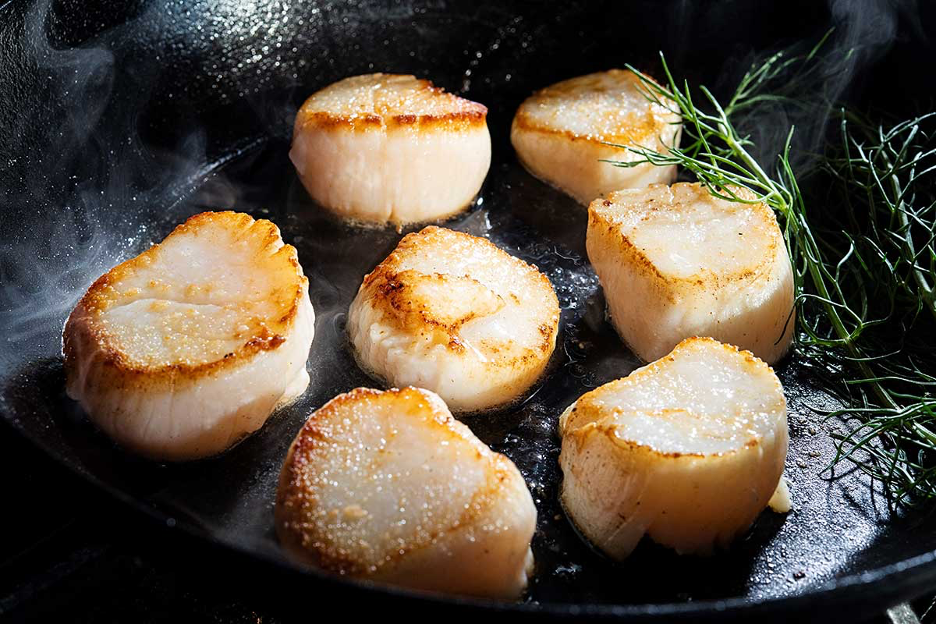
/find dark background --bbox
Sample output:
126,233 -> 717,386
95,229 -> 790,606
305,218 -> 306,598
3,0 -> 936,621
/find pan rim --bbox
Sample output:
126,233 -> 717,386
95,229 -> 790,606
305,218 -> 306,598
5,412 -> 935,619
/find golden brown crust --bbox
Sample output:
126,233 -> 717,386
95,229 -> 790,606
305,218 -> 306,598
587,183 -> 783,294
275,386 -> 518,576
295,74 -> 488,133
564,416 -> 762,462
297,109 -> 487,132
563,420 -> 707,461
512,69 -> 675,147
562,337 -> 782,447
358,226 -> 559,365
373,271 -> 499,340
63,211 -> 307,384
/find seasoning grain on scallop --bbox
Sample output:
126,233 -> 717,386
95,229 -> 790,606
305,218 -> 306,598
275,386 -> 536,599
290,73 -> 492,226
63,211 -> 315,461
559,337 -> 789,560
587,182 -> 795,364
511,69 -> 682,205
346,226 -> 560,412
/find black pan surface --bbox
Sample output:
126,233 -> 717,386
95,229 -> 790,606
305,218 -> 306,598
3,0 -> 936,620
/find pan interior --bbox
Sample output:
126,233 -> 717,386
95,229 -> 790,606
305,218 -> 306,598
2,0 -> 935,615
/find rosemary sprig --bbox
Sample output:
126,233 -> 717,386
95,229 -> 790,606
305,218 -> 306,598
608,48 -> 936,506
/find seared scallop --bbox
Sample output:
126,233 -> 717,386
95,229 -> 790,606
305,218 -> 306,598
63,212 -> 315,461
559,337 -> 789,560
275,386 -> 536,599
587,182 -> 795,364
511,69 -> 681,204
347,226 -> 560,412
290,73 -> 492,226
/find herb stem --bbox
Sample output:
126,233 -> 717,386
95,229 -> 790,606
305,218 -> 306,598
611,47 -> 936,504
888,161 -> 936,324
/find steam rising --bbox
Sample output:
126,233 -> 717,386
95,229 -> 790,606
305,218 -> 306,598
0,0 -> 229,368
736,0 -> 910,173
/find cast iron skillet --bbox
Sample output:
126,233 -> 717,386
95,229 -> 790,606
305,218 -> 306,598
3,0 -> 936,620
